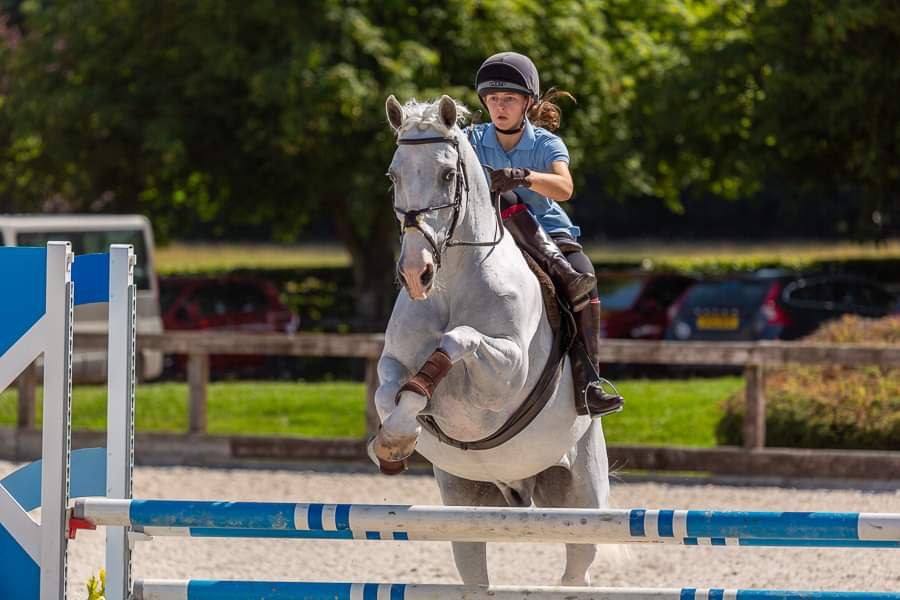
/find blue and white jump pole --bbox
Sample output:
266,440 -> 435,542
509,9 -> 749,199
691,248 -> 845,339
73,499 -> 900,549
130,580 -> 900,600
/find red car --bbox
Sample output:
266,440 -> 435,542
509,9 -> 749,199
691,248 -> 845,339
596,273 -> 697,339
160,276 -> 299,374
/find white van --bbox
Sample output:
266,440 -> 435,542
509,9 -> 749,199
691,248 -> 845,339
0,214 -> 163,381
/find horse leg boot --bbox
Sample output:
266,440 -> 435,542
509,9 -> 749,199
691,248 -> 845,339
570,299 -> 625,417
501,201 -> 595,312
370,348 -> 454,475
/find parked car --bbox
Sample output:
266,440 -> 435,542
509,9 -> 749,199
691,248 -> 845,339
665,272 -> 896,342
161,275 -> 299,374
596,273 -> 697,339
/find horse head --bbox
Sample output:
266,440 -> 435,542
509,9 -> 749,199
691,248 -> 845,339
386,94 -> 498,300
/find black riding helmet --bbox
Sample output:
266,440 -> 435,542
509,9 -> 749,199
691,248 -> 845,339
475,52 -> 540,101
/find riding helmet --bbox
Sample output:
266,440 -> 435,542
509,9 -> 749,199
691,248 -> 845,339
475,52 -> 540,101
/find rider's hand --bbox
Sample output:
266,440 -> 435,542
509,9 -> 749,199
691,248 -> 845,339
490,167 -> 532,193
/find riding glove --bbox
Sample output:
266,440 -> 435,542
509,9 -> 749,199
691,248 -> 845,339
490,167 -> 532,193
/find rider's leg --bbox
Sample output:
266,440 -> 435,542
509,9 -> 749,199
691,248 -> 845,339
553,234 -> 624,418
500,192 -> 594,311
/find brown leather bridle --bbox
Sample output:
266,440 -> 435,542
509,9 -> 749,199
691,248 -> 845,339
392,135 -> 504,273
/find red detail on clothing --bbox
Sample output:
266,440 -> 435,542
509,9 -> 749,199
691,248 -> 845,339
501,204 -> 527,220
589,298 -> 601,304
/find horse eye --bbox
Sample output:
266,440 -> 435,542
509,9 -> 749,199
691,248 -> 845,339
443,170 -> 455,182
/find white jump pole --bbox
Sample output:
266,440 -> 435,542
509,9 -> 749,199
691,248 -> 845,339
105,244 -> 137,600
40,241 -> 74,600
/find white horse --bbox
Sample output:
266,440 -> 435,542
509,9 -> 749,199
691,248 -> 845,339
371,94 -> 611,586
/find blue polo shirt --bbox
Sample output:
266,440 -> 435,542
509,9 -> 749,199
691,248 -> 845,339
466,120 -> 580,238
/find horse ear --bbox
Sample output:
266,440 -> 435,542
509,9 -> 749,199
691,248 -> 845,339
438,95 -> 457,129
386,95 -> 404,131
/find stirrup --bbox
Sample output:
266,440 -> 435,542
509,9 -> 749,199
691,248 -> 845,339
583,377 -> 624,419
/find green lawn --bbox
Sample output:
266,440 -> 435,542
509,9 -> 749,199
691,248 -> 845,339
0,377 -> 743,446
154,240 -> 900,275
603,377 -> 743,446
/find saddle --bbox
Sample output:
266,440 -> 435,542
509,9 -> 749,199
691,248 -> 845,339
416,250 -> 576,451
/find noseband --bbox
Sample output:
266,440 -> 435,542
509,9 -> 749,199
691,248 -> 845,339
393,135 -> 503,272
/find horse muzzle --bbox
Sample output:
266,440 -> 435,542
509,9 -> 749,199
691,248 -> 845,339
398,249 -> 437,300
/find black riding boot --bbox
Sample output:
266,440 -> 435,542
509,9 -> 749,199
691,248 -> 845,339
503,207 -> 595,312
570,300 -> 625,417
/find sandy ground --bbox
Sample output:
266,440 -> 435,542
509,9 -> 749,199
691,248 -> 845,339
1,461 -> 898,599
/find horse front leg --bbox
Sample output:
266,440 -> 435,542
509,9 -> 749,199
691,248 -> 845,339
370,325 -> 526,473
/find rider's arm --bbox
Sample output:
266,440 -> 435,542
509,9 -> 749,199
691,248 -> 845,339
526,161 -> 573,201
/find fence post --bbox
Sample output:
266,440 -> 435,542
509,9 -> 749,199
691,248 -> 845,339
364,356 -> 380,437
187,353 -> 209,434
16,360 -> 37,429
743,363 -> 766,449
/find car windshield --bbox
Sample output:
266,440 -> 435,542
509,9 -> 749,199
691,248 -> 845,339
596,278 -> 644,311
16,229 -> 151,290
681,280 -> 772,310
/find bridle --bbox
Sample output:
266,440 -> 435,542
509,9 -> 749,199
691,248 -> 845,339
392,134 -> 504,272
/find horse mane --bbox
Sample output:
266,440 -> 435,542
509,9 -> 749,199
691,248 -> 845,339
394,98 -> 471,137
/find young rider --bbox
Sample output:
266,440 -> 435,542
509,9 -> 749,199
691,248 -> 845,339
466,52 -> 623,418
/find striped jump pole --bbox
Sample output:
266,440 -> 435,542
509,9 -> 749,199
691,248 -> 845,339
73,499 -> 900,548
131,580 -> 900,600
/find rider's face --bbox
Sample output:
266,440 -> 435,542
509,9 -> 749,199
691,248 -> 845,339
484,92 -> 529,129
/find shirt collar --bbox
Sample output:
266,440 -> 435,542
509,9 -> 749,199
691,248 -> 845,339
484,119 -> 536,152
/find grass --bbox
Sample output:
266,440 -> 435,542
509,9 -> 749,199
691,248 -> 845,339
582,239 -> 900,263
602,377 -> 744,447
153,240 -> 900,275
155,243 -> 351,274
0,377 -> 743,446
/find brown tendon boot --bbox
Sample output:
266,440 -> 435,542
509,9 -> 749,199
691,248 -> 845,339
503,205 -> 595,312
570,298 -> 624,417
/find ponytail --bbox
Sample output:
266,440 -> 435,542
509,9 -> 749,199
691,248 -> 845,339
527,89 -> 576,132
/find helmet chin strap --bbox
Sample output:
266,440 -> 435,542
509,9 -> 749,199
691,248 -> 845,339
495,121 -> 525,135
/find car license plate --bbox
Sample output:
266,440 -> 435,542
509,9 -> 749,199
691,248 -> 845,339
696,314 -> 739,330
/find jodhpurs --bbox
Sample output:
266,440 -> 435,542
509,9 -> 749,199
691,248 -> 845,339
551,232 -> 599,301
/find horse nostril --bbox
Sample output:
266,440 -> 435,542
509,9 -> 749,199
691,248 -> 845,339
420,264 -> 434,287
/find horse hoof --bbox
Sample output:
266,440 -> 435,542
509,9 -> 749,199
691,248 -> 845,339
367,430 -> 416,475
378,458 -> 408,475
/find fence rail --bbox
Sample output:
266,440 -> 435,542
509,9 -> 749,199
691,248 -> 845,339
13,332 -> 900,456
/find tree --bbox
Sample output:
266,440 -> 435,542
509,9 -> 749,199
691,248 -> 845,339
0,0 -> 642,324
622,0 -> 900,238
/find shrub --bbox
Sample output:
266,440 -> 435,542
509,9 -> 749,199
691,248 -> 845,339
717,315 -> 900,450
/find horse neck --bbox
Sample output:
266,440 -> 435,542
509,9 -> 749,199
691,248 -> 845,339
438,131 -> 509,276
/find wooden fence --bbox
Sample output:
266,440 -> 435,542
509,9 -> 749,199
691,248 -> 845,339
9,332 -> 900,479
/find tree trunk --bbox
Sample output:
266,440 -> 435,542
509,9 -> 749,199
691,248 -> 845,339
330,197 -> 398,330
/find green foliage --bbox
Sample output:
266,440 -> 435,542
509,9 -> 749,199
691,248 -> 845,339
0,0 -> 648,320
628,0 -> 900,234
1,0 -> 898,321
718,315 -> 900,450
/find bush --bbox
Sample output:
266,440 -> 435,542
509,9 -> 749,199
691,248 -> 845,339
717,315 -> 900,450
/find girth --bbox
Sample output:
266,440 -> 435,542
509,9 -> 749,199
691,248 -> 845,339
417,251 -> 576,451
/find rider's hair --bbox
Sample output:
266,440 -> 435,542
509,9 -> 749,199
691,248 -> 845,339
527,89 -> 576,132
